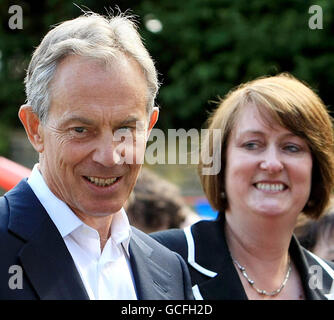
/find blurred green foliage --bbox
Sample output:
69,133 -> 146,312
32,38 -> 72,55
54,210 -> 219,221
0,0 -> 333,155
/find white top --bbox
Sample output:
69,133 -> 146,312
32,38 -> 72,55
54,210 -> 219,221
27,164 -> 137,300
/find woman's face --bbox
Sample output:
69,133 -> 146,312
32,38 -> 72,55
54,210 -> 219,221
225,104 -> 313,220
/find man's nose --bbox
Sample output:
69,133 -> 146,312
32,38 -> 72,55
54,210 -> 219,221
259,146 -> 284,174
92,133 -> 122,167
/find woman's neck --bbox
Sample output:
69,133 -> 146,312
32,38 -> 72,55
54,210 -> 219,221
225,210 -> 296,263
224,210 -> 297,297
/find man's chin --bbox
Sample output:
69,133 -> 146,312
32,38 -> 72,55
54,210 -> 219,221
84,207 -> 123,217
71,202 -> 123,218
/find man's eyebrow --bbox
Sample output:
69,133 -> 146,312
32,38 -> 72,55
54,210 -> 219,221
119,115 -> 143,126
61,116 -> 95,126
60,115 -> 144,127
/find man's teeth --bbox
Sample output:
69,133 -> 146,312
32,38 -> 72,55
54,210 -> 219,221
255,183 -> 285,192
86,176 -> 117,187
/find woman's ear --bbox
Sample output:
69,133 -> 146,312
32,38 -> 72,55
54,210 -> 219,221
18,105 -> 45,153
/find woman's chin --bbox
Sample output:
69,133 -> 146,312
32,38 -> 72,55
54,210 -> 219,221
252,205 -> 287,217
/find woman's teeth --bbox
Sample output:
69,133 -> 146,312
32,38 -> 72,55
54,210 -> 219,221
255,183 -> 285,192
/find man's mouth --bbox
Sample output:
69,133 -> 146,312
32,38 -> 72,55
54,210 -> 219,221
84,176 -> 120,187
254,183 -> 287,192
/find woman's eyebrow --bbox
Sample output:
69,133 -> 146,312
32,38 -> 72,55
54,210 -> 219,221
236,130 -> 264,139
237,130 -> 299,138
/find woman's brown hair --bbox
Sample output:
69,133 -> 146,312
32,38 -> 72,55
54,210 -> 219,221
199,73 -> 334,219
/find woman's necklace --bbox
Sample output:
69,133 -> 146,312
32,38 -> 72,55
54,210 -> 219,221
232,256 -> 292,297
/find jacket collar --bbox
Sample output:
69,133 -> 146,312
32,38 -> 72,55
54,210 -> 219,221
6,179 -> 90,299
187,214 -> 334,300
129,228 -> 174,299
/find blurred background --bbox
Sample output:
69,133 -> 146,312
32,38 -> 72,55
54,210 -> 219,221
0,0 -> 333,223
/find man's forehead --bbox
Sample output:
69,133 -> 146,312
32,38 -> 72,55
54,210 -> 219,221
48,54 -> 149,119
52,54 -> 145,86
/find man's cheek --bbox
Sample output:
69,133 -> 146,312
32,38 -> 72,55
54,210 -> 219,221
112,132 -> 146,165
120,142 -> 146,165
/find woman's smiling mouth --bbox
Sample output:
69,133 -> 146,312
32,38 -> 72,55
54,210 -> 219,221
254,182 -> 288,192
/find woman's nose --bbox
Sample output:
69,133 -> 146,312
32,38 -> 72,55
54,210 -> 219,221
259,148 -> 284,174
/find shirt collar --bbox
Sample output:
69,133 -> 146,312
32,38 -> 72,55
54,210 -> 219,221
111,208 -> 132,255
27,163 -> 132,255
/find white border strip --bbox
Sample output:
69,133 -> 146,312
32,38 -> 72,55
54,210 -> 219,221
307,250 -> 334,280
192,285 -> 204,300
184,226 -> 217,278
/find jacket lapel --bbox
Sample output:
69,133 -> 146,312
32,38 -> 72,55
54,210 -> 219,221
189,218 -> 248,300
290,236 -> 334,300
6,180 -> 89,300
129,230 -> 173,299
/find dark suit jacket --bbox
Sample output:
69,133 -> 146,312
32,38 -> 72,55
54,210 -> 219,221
151,216 -> 334,300
0,179 -> 193,300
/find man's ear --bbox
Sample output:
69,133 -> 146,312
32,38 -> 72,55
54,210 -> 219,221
147,107 -> 159,138
18,105 -> 44,153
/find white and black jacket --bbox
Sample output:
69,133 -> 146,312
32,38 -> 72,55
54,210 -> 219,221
151,214 -> 334,300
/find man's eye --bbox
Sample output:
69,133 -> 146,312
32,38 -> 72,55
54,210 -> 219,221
120,126 -> 132,130
73,127 -> 87,133
117,127 -> 132,134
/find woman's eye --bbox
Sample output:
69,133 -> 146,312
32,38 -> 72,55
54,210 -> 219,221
284,144 -> 300,153
243,142 -> 259,150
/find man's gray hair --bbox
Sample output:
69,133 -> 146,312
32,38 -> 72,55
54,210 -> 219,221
24,12 -> 159,124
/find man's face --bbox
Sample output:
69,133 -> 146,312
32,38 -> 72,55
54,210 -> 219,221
37,54 -> 156,218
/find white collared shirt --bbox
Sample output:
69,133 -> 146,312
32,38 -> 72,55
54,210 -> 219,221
27,164 -> 137,300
